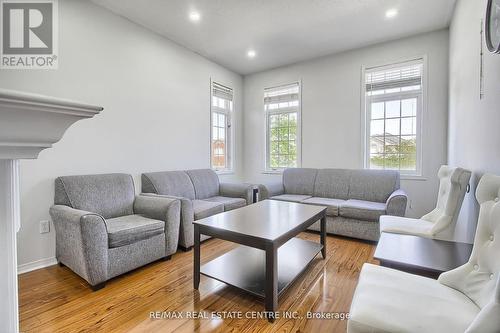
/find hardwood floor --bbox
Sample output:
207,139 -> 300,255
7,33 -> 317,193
19,233 -> 377,333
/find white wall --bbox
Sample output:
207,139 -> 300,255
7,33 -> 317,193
0,0 -> 243,268
243,30 -> 450,223
448,0 -> 500,242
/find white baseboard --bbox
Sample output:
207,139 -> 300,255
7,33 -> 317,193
18,257 -> 57,274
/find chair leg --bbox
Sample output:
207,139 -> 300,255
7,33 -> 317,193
90,282 -> 106,291
162,255 -> 172,261
179,246 -> 193,252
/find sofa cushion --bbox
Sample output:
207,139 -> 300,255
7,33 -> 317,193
186,169 -> 220,199
270,194 -> 312,203
313,169 -> 351,200
55,173 -> 135,219
105,214 -> 165,248
283,168 -> 318,195
141,171 -> 195,199
302,197 -> 345,216
203,196 -> 246,211
348,169 -> 400,203
348,263 -> 479,333
340,199 -> 386,221
192,199 -> 224,220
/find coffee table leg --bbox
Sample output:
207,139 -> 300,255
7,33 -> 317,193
320,216 -> 326,259
265,244 -> 278,323
193,224 -> 200,290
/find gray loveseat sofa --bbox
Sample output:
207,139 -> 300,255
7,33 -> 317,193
260,168 -> 407,241
142,169 -> 255,250
50,173 -> 181,290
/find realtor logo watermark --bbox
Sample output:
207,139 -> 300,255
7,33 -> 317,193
0,0 -> 58,69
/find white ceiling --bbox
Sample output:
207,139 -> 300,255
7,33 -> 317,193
92,0 -> 457,75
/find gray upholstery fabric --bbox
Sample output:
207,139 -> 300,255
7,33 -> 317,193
219,182 -> 254,205
340,199 -> 387,221
50,175 -> 181,288
313,169 -> 351,200
302,197 -> 345,216
105,214 -> 165,248
283,168 -> 318,195
348,170 -> 400,203
193,199 -> 224,220
50,205 -> 108,286
186,169 -> 220,199
139,193 -> 195,249
108,234 -> 166,279
386,189 -> 408,217
140,170 -> 252,248
270,194 -> 312,203
54,174 -> 135,219
141,171 -> 195,200
259,182 -> 284,199
203,196 -> 247,211
309,216 -> 380,241
261,168 -> 404,241
133,195 -> 181,254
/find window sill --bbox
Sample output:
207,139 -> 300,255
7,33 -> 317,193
400,175 -> 427,181
262,170 -> 284,175
213,170 -> 235,175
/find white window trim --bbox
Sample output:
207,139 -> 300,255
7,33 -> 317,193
264,80 -> 302,173
360,56 -> 427,179
210,79 -> 235,174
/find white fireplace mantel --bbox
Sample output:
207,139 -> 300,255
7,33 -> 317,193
0,88 -> 102,333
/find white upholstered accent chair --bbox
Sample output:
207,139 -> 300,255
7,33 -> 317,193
348,173 -> 500,333
380,165 -> 471,240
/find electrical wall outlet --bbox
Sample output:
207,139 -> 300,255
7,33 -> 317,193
39,220 -> 50,234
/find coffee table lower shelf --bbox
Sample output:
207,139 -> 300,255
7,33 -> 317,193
200,237 -> 322,298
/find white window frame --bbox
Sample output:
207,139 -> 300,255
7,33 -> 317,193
361,57 -> 426,177
264,81 -> 302,173
210,80 -> 234,173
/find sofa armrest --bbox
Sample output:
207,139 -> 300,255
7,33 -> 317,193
260,181 -> 285,200
134,195 -> 181,255
49,205 -> 108,286
219,182 -> 254,205
386,189 -> 408,217
139,193 -> 194,249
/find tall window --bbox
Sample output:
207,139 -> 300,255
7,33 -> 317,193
211,81 -> 233,171
265,82 -> 301,171
364,59 -> 424,175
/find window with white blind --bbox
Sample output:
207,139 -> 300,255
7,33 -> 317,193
211,81 -> 233,172
364,59 -> 424,175
265,82 -> 301,171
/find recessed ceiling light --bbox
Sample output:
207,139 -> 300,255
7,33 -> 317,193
247,50 -> 256,58
189,11 -> 201,22
385,8 -> 398,19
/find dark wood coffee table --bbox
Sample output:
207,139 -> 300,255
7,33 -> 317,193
374,232 -> 473,279
193,200 -> 327,322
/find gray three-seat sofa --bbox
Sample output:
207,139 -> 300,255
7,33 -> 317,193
260,168 -> 408,241
142,168 -> 255,250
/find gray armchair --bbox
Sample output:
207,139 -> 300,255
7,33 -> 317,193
50,173 -> 180,290
141,169 -> 255,250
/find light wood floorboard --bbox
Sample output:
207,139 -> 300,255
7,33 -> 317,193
19,232 -> 377,333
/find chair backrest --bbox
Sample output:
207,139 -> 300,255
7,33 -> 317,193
283,168 -> 400,203
348,169 -> 400,203
54,173 -> 135,219
142,170 -> 196,199
185,169 -> 220,199
422,166 -> 471,236
283,168 -> 318,195
438,173 -> 500,317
